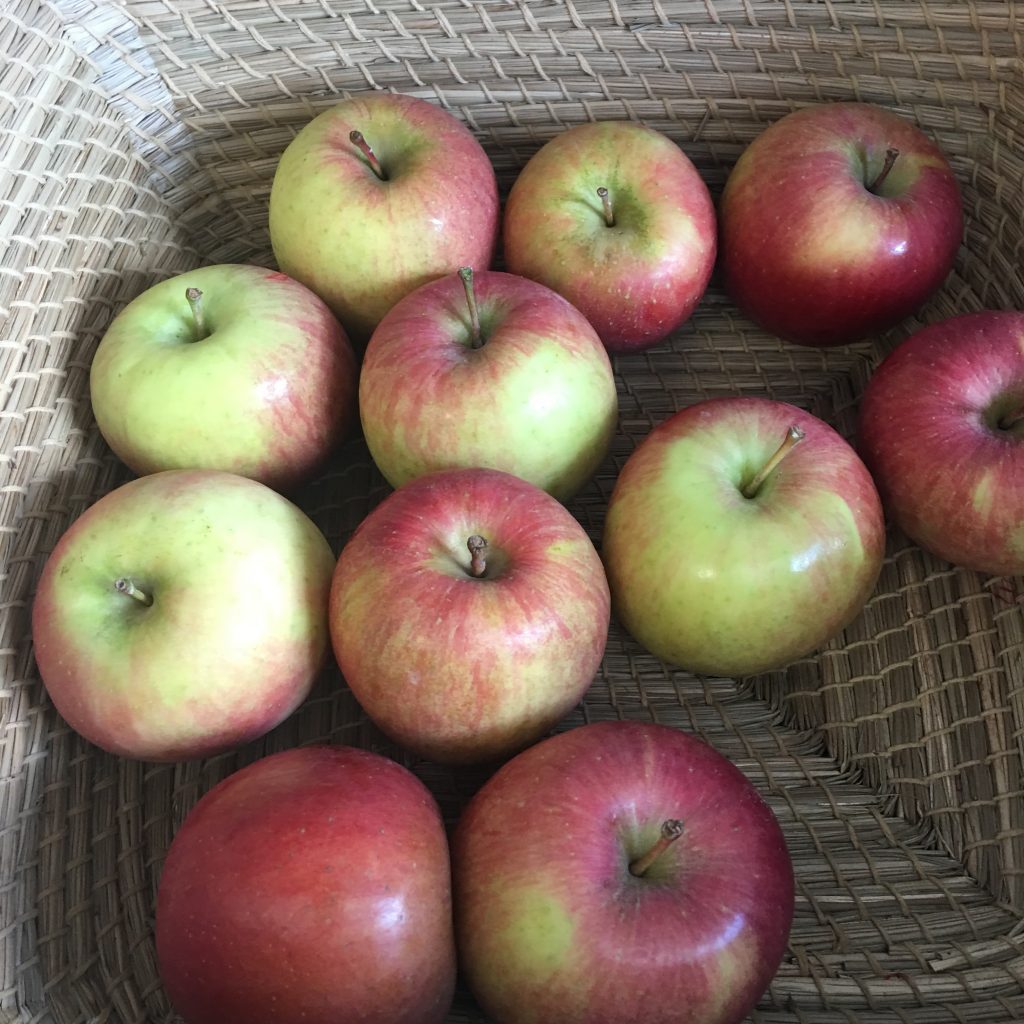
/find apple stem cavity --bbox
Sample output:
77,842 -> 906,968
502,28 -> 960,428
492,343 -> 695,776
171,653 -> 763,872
114,577 -> 153,607
629,819 -> 684,877
742,425 -> 806,499
349,129 -> 386,181
459,267 -> 484,349
185,287 -> 207,342
999,404 -> 1024,431
467,535 -> 488,578
597,186 -> 615,227
868,148 -> 900,194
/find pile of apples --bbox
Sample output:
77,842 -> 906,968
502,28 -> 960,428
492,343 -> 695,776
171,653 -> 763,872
30,91 -> 1024,1024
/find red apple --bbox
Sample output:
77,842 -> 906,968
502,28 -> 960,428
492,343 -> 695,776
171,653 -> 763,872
156,745 -> 456,1024
453,720 -> 795,1024
329,468 -> 610,764
269,92 -> 499,344
602,397 -> 885,677
503,121 -> 717,353
858,311 -> 1024,575
720,102 -> 963,347
359,269 -> 618,501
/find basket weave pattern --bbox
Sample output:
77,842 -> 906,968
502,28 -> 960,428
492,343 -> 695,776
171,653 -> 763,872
2,1 -> 1023,1021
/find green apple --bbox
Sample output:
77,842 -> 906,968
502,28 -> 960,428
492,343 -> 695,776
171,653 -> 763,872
31,469 -> 335,761
89,264 -> 356,492
602,397 -> 885,676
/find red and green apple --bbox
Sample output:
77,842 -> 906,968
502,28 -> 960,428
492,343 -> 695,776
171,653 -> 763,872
31,469 -> 334,761
720,102 -> 962,347
453,720 -> 795,1024
359,269 -> 618,502
269,92 -> 499,344
329,468 -> 610,764
602,397 -> 885,677
503,121 -> 717,354
859,310 -> 1024,575
90,264 -> 356,492
156,745 -> 456,1024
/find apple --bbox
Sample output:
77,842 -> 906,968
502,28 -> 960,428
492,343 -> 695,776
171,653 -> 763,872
453,720 -> 795,1024
329,467 -> 610,764
720,101 -> 963,347
359,269 -> 618,501
502,120 -> 717,354
89,264 -> 356,492
269,92 -> 499,344
156,745 -> 456,1024
31,469 -> 334,761
602,397 -> 885,677
858,311 -> 1024,575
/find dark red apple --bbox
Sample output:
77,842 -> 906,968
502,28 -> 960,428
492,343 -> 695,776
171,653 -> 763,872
156,746 -> 456,1024
720,102 -> 963,347
453,721 -> 795,1024
858,310 -> 1024,575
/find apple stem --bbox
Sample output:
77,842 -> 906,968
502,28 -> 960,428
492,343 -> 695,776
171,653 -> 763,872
999,404 -> 1024,431
742,425 -> 806,499
459,267 -> 484,349
114,577 -> 153,607
185,287 -> 206,342
597,186 -> 615,227
349,129 -> 386,181
868,147 -> 900,193
629,819 -> 684,877
467,535 -> 488,578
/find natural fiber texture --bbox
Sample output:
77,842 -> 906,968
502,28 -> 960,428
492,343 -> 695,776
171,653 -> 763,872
2,1 -> 1023,1021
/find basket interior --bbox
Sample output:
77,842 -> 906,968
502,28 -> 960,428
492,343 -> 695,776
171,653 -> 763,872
2,2 -> 1024,1022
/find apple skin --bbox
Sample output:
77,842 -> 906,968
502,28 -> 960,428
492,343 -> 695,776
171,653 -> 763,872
720,102 -> 963,347
269,92 -> 499,344
503,121 -> 717,354
329,468 -> 610,764
359,270 -> 618,502
858,311 -> 1024,575
31,470 -> 334,761
453,720 -> 794,1024
156,745 -> 456,1024
602,397 -> 885,677
89,264 -> 356,492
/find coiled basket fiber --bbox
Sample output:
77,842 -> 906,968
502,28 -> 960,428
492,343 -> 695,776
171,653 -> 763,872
2,2 -> 1023,1022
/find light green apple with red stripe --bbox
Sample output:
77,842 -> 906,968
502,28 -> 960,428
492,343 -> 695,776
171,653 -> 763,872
269,92 -> 500,345
31,469 -> 335,761
89,264 -> 357,493
603,397 -> 885,677
329,468 -> 610,764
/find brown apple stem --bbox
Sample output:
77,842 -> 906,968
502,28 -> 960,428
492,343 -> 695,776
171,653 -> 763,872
597,186 -> 615,227
999,404 -> 1024,430
629,819 -> 684,877
868,147 -> 900,193
115,577 -> 153,607
467,535 -> 488,578
185,287 -> 206,342
349,129 -> 386,181
459,267 -> 484,349
742,425 -> 806,499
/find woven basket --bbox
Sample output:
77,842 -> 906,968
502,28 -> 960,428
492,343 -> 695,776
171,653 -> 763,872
3,1 -> 1023,1021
